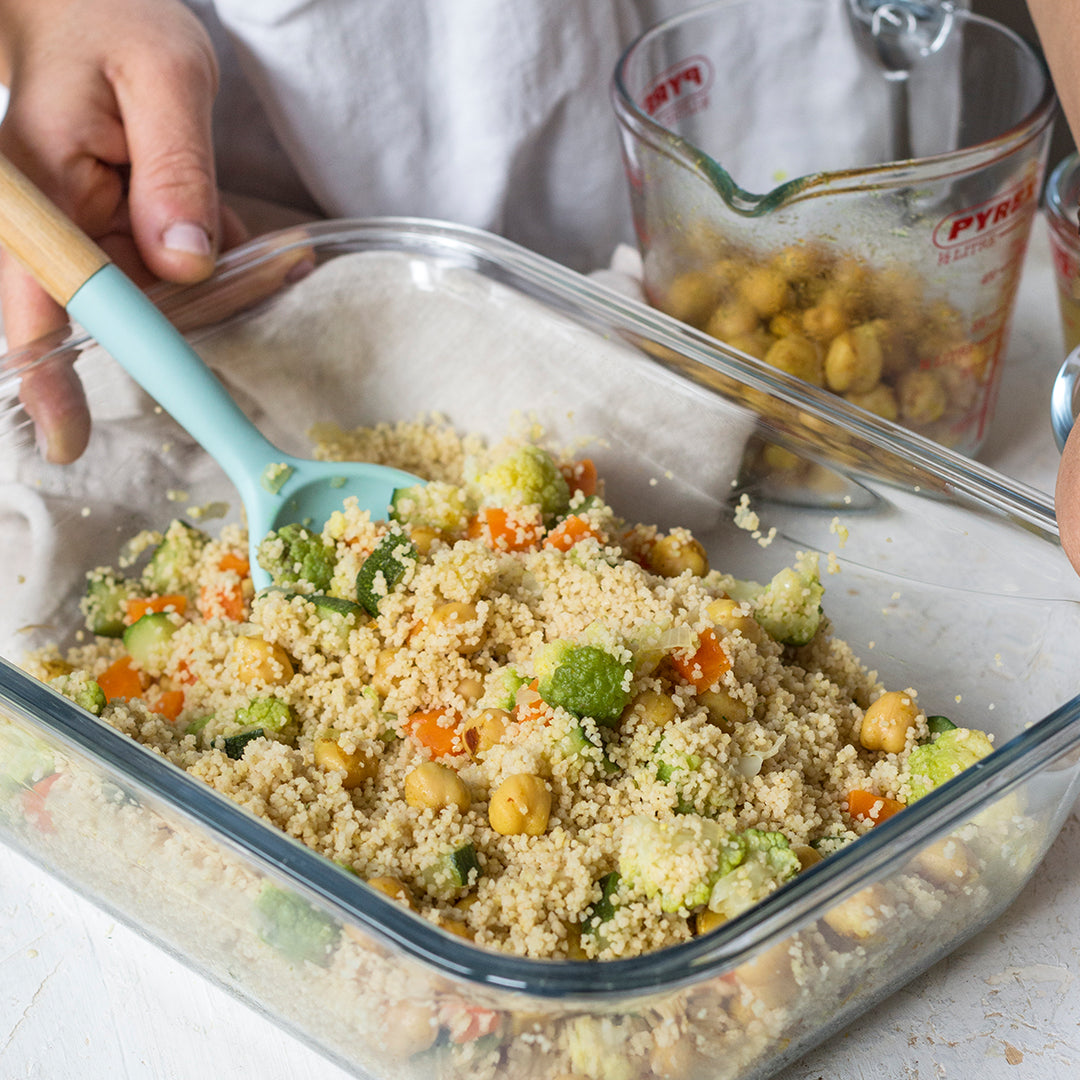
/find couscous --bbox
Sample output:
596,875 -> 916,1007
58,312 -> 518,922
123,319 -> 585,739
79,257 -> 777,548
23,416 -> 994,962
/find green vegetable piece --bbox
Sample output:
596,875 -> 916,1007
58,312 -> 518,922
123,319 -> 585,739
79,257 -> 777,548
307,594 -> 364,619
581,871 -> 621,936
224,728 -> 264,759
0,723 -> 56,798
256,523 -> 336,591
477,666 -> 526,711
355,530 -> 417,616
254,883 -> 340,966
390,481 -> 472,532
185,715 -> 213,736
732,552 -> 824,647
907,727 -> 995,800
82,570 -> 138,638
50,673 -> 106,716
143,520 -> 209,595
538,644 -> 632,727
926,715 -> 958,736
122,611 -> 180,673
476,444 -> 570,518
446,842 -> 481,888
707,828 -> 800,921
234,697 -> 294,735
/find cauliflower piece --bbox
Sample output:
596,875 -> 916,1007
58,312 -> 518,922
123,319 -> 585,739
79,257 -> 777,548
731,551 -> 824,646
906,727 -> 995,800
474,444 -> 570,518
617,814 -> 743,912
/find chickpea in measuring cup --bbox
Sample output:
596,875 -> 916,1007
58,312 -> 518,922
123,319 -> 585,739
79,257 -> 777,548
653,239 -> 987,449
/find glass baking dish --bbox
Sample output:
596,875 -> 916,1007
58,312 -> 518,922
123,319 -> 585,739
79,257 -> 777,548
1,219 -> 1078,1080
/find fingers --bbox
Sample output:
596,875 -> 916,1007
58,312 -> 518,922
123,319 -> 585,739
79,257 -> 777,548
114,29 -> 221,285
1056,424 -> 1080,577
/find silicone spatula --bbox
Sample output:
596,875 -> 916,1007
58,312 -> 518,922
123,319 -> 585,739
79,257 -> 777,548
0,155 -> 423,588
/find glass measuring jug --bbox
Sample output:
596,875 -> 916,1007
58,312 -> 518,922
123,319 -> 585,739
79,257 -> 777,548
612,0 -> 1055,455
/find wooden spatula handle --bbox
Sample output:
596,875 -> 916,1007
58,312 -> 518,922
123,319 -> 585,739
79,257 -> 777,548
0,155 -> 110,306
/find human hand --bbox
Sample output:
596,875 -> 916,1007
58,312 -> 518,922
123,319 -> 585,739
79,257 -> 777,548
0,0 -> 247,463
1057,424 -> 1080,575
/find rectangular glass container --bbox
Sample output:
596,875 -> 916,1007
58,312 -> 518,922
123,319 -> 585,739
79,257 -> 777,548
1,219 -> 1078,1080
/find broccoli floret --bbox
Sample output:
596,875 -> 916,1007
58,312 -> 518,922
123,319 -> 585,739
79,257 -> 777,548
907,727 -> 994,800
256,523 -> 336,591
732,551 -> 823,646
475,444 -> 570,518
50,672 -> 106,716
477,665 -> 527,711
707,828 -> 800,921
617,814 -> 737,912
354,530 -> 417,616
535,641 -> 632,727
254,883 -> 340,966
224,697 -> 295,752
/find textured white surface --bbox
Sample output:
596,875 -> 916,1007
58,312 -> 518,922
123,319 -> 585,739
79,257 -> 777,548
0,216 -> 1074,1080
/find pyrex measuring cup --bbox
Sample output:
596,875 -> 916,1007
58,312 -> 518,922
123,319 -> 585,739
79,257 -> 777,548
612,0 -> 1055,455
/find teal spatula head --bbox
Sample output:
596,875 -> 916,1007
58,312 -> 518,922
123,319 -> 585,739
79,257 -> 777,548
0,154 -> 423,590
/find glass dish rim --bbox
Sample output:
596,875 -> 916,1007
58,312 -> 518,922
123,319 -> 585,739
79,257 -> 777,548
609,0 -> 1057,215
1,216 -> 1076,999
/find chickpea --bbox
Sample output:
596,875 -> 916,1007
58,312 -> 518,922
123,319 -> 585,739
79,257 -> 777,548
438,917 -> 475,940
859,690 -> 921,754
661,270 -> 722,324
695,907 -> 727,935
383,1000 -> 439,1059
793,844 -> 823,872
911,836 -> 975,890
822,882 -> 890,940
707,597 -> 764,645
489,774 -> 551,836
621,689 -> 678,728
699,688 -> 748,729
824,323 -> 884,394
648,530 -> 709,578
314,738 -> 378,788
846,383 -> 899,422
898,368 -> 947,425
367,876 -> 416,909
408,525 -> 444,556
768,309 -> 803,338
725,328 -> 775,360
231,635 -> 294,685
771,243 -> 825,282
734,939 -> 796,1011
427,601 -> 484,654
372,647 -> 401,697
738,265 -> 792,319
456,675 -> 485,706
705,298 -> 760,340
761,443 -> 803,472
404,761 -> 471,812
461,708 -> 509,758
763,334 -> 824,386
801,294 -> 850,343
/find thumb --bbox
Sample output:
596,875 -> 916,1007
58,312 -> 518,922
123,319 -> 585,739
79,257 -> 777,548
114,41 -> 221,284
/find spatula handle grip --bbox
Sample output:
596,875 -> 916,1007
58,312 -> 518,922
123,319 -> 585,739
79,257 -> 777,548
0,156 -> 110,304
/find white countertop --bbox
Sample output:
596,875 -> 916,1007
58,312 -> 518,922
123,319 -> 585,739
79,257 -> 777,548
0,216 -> 1075,1080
